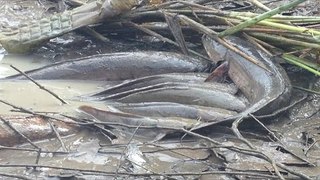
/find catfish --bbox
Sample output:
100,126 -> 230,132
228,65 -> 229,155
5,51 -> 213,81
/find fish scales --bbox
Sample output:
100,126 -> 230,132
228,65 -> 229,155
5,52 -> 213,81
79,105 -> 199,129
108,102 -> 238,122
115,86 -> 247,112
202,35 -> 291,117
91,73 -> 238,99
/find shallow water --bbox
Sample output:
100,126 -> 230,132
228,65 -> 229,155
0,0 -> 319,179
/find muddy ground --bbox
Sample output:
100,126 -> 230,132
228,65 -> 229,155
0,0 -> 319,179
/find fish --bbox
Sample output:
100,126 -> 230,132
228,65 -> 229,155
78,105 -> 200,129
0,115 -> 78,146
93,81 -> 238,101
202,35 -> 291,117
90,73 -> 238,99
113,86 -> 247,112
106,102 -> 238,122
5,51 -> 213,81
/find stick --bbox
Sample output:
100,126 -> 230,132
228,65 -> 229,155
0,145 -> 70,154
248,0 -> 271,11
0,173 -> 32,180
10,65 -> 67,104
249,113 -> 315,166
0,164 -> 279,178
114,122 -> 142,178
46,118 -> 68,152
127,21 -> 210,61
179,129 -> 311,180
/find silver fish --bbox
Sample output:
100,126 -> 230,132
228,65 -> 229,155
202,35 -> 291,117
5,51 -> 212,81
107,102 -> 238,122
78,105 -> 200,129
91,73 -> 238,99
114,86 -> 247,112
93,81 -> 238,101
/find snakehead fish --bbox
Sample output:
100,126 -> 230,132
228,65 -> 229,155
112,85 -> 246,112
93,81 -> 238,101
5,51 -> 213,81
0,0 -> 139,53
78,105 -> 200,130
105,102 -> 238,122
202,35 -> 291,117
78,36 -> 291,134
90,73 -> 238,99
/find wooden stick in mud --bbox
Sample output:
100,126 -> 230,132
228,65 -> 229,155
0,172 -> 32,180
114,123 -> 143,177
180,129 -> 311,180
0,164 -> 280,179
249,113 -> 316,166
0,145 -> 70,154
10,65 -> 68,104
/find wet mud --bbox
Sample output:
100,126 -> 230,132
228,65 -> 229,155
0,0 -> 319,179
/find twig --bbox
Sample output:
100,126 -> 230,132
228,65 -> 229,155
230,116 -> 284,179
10,65 -> 67,104
304,139 -> 319,156
179,129 -> 311,180
243,33 -> 273,56
142,145 -> 219,154
144,143 -> 214,168
164,12 -> 189,55
45,118 -> 67,152
293,86 -> 320,95
81,26 -> 110,42
249,113 -> 315,166
0,145 -> 70,154
114,122 -> 142,178
35,148 -> 41,165
255,94 -> 307,119
0,173 -> 32,180
0,164 -> 279,179
126,21 -> 210,61
231,116 -> 255,148
247,0 -> 271,11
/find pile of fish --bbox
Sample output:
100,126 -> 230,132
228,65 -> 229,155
4,36 -> 292,141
